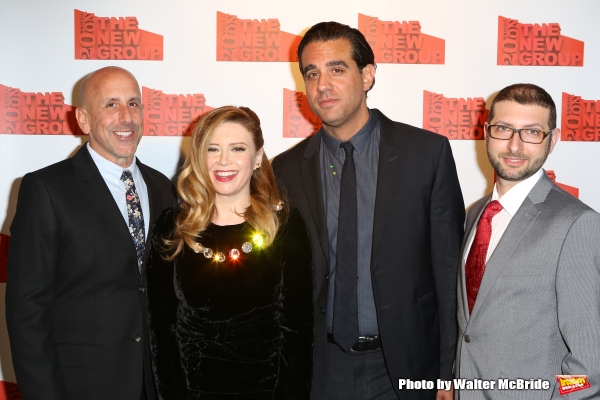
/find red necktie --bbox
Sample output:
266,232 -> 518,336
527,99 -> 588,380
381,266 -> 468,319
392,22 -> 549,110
465,200 -> 503,314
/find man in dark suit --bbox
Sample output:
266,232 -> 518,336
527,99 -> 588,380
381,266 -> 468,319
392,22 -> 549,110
272,22 -> 464,400
6,66 -> 176,400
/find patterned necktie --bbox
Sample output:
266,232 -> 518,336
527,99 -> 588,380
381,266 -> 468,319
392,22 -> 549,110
465,200 -> 503,314
120,170 -> 145,274
333,141 -> 359,352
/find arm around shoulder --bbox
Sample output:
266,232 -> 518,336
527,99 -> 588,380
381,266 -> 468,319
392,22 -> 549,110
273,209 -> 314,399
146,208 -> 187,399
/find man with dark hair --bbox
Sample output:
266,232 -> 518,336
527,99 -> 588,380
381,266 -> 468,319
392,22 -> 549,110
6,66 -> 176,400
273,21 -> 464,400
455,83 -> 600,399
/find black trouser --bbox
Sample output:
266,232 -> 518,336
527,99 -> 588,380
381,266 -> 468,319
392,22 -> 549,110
320,342 -> 398,400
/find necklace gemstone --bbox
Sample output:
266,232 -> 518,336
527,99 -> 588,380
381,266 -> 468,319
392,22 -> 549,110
192,236 -> 262,262
241,242 -> 252,253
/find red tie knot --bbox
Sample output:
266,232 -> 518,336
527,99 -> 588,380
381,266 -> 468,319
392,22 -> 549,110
482,200 -> 503,220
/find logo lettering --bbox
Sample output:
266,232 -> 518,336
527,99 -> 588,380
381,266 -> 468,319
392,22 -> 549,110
142,87 -> 214,136
497,16 -> 583,66
74,10 -> 163,60
0,85 -> 80,135
422,90 -> 488,140
282,89 -> 321,138
561,92 -> 600,141
358,14 -> 444,64
216,12 -> 301,62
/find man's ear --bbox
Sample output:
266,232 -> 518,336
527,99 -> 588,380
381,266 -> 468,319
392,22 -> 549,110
361,64 -> 376,92
549,128 -> 560,154
76,107 -> 91,135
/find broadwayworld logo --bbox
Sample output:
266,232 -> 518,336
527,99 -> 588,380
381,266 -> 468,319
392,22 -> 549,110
74,9 -> 163,60
497,16 -> 583,66
142,87 -> 214,136
422,91 -> 488,140
561,93 -> 600,141
359,14 -> 444,64
216,12 -> 301,62
282,89 -> 321,138
0,85 -> 80,135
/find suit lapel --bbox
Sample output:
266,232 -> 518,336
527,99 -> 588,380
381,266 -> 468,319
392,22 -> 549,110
460,197 -> 490,324
73,146 -> 137,264
137,160 -> 163,235
469,175 -> 554,320
300,132 -> 330,266
371,111 -> 404,264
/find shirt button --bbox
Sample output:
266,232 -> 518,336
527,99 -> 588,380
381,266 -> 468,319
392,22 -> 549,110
320,307 -> 325,315
132,334 -> 141,342
464,335 -> 471,343
139,286 -> 145,293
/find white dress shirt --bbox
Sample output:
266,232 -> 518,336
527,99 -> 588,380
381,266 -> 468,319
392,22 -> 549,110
463,169 -> 544,264
87,143 -> 150,238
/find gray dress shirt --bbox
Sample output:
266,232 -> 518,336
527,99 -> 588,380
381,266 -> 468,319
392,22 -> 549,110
320,110 -> 380,336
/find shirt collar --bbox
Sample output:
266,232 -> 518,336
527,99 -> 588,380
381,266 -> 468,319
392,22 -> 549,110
87,142 -> 138,181
321,109 -> 379,157
491,169 -> 544,216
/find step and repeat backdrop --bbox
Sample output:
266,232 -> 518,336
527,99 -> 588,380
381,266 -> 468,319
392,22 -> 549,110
1,0 -> 599,397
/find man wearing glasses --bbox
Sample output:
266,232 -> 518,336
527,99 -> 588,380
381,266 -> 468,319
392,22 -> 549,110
454,83 -> 600,399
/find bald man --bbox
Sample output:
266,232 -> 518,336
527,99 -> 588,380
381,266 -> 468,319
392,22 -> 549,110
6,66 -> 176,400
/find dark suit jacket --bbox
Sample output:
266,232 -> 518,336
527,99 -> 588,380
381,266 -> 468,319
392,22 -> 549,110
272,109 -> 465,400
6,146 -> 177,400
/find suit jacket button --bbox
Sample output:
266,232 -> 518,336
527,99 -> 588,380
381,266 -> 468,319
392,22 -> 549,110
132,334 -> 141,342
139,286 -> 145,293
464,335 -> 471,343
320,306 -> 325,315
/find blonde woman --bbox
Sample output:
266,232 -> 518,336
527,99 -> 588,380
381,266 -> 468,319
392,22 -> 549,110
146,106 -> 313,399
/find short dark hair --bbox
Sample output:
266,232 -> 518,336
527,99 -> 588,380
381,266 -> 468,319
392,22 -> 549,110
297,21 -> 376,93
487,83 -> 557,130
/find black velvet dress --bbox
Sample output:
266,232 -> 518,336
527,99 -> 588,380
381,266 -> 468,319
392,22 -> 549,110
146,208 -> 313,400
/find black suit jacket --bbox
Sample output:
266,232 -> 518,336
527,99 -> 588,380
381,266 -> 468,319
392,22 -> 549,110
6,146 -> 177,400
272,109 -> 465,399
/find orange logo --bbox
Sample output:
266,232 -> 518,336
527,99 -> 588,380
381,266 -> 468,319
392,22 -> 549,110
216,12 -> 301,62
556,375 -> 590,395
283,89 -> 321,138
497,16 -> 583,66
74,9 -> 163,60
0,234 -> 9,284
359,14 -> 444,64
142,87 -> 214,136
422,91 -> 488,140
0,85 -> 80,135
561,93 -> 600,141
0,380 -> 20,399
546,171 -> 579,198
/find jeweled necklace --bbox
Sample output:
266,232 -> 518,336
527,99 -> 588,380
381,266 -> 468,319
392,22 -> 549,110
191,233 -> 265,262
191,202 -> 283,262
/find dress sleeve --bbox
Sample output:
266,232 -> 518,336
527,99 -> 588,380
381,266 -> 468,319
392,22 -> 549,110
146,208 -> 187,399
273,209 -> 314,399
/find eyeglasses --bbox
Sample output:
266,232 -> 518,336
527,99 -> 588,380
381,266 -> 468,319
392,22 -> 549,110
485,123 -> 553,144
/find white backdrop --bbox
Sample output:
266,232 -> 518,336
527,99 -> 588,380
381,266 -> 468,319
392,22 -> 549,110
1,0 -> 599,395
